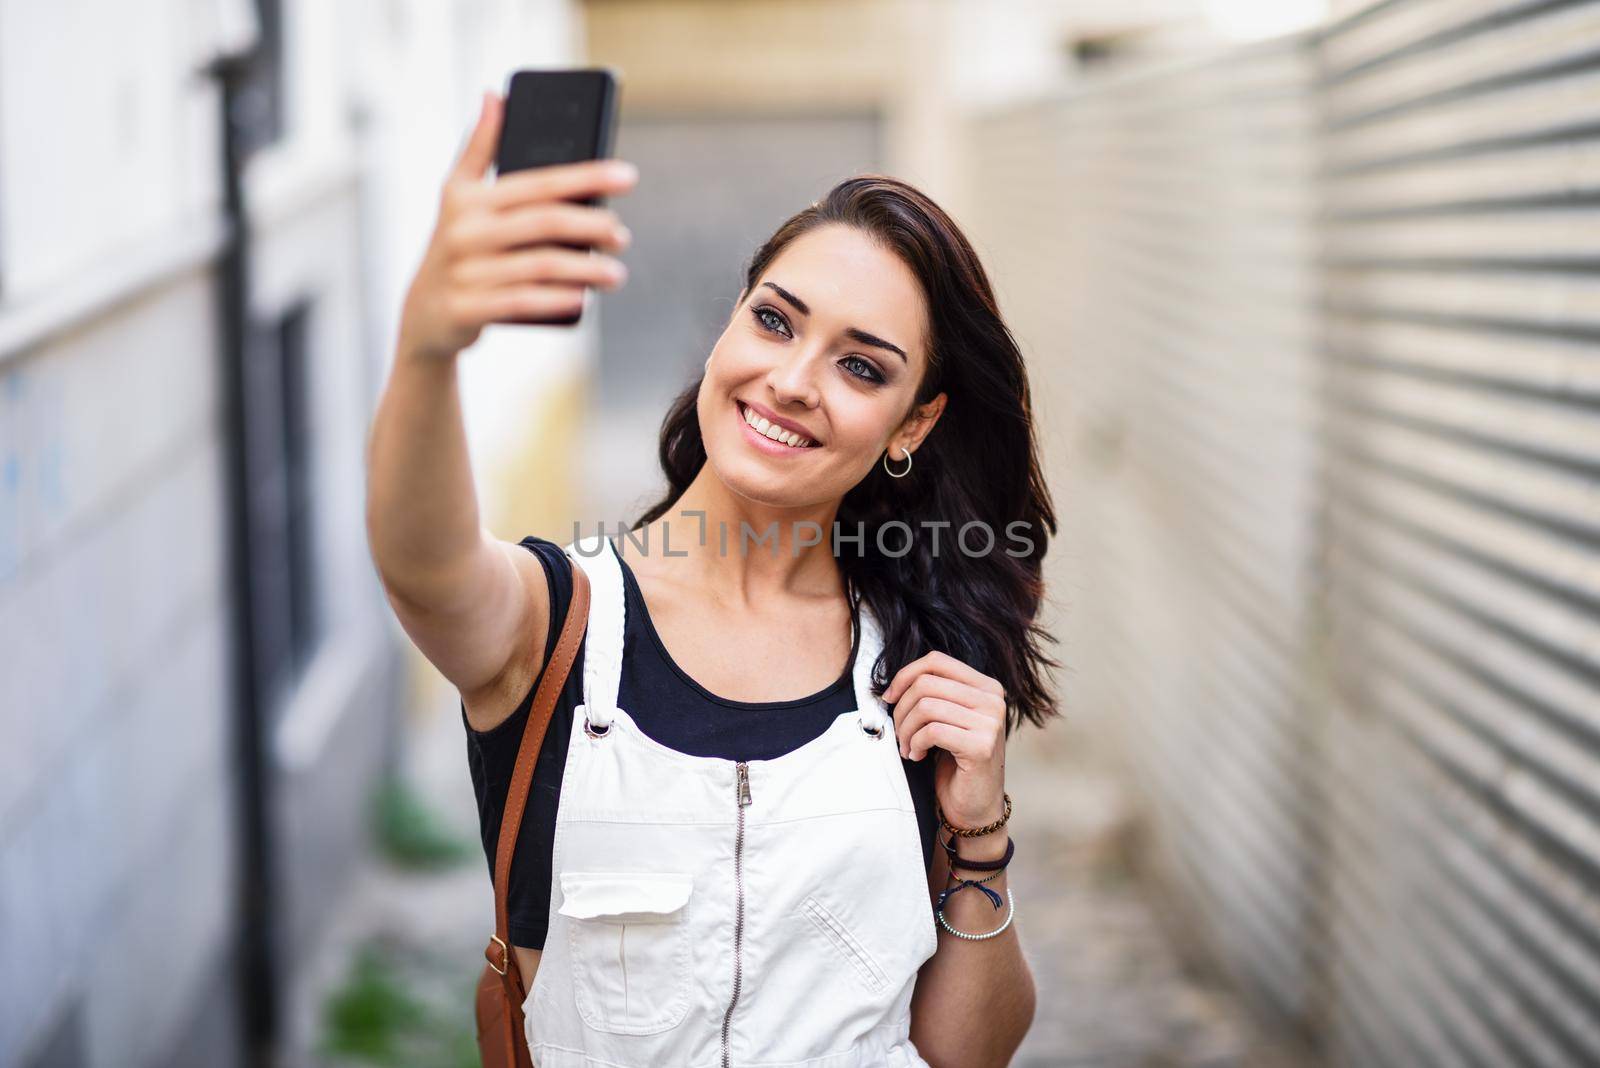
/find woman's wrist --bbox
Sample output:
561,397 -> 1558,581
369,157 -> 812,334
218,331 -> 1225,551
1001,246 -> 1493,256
396,330 -> 461,367
937,790 -> 1010,840
933,828 -> 1017,940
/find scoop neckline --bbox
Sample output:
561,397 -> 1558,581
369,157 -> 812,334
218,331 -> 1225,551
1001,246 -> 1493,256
614,550 -> 858,710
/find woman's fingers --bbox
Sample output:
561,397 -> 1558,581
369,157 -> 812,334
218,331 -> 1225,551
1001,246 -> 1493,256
397,99 -> 638,359
450,92 -> 505,184
889,668 -> 1006,761
904,720 -> 976,766
485,157 -> 639,211
452,245 -> 627,290
891,672 -> 998,735
898,698 -> 989,761
452,201 -> 629,256
884,650 -> 1005,704
453,284 -> 588,325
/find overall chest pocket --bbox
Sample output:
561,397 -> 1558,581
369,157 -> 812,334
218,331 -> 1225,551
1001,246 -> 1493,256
559,871 -> 695,1035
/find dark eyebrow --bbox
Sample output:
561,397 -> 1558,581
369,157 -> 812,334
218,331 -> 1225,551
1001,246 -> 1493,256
760,282 -> 908,363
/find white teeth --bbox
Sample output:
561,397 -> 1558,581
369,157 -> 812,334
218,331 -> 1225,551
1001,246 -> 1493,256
741,403 -> 812,448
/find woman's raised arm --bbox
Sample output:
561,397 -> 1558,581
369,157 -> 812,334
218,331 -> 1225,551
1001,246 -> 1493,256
363,91 -> 636,729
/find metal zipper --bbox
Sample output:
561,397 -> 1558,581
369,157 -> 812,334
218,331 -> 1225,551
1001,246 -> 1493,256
720,760 -> 752,1068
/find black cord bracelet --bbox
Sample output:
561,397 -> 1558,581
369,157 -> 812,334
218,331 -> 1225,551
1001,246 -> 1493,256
940,829 -> 1015,872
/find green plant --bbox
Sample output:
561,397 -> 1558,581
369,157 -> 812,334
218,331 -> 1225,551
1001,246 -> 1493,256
318,940 -> 481,1068
371,776 -> 474,871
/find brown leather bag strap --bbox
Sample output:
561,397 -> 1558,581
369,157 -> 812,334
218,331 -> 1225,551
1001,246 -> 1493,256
485,550 -> 590,975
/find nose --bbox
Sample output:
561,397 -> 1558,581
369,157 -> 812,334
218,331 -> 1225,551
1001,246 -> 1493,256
766,347 -> 823,409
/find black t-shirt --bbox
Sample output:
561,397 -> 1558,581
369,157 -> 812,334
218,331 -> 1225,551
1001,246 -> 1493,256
463,535 -> 940,949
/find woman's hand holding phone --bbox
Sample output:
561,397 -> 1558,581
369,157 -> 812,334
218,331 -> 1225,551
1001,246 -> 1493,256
397,91 -> 637,362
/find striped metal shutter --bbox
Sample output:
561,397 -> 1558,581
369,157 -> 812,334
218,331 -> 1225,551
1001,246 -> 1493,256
1320,2 -> 1600,1065
965,1 -> 1600,1064
965,35 -> 1327,1031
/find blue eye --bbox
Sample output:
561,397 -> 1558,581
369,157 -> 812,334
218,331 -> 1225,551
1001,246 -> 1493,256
749,305 -> 885,385
753,306 -> 789,337
840,355 -> 884,384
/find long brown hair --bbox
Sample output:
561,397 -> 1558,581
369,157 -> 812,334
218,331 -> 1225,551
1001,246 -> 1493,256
634,174 -> 1060,735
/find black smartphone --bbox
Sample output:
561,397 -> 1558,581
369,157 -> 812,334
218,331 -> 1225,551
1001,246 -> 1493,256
493,67 -> 621,326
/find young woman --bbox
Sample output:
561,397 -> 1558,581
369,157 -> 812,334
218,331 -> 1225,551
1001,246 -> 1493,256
367,91 -> 1058,1067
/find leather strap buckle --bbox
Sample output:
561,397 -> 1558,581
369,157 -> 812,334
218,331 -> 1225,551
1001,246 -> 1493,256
485,934 -> 510,976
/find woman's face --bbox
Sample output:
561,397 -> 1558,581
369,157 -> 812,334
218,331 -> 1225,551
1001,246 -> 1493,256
697,223 -> 943,509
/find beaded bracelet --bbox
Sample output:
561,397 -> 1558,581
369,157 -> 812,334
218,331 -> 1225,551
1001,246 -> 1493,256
936,888 -> 1016,941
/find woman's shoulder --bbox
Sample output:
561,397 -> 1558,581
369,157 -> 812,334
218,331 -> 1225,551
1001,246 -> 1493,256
519,535 -> 575,600
460,536 -> 581,741
518,535 -> 582,677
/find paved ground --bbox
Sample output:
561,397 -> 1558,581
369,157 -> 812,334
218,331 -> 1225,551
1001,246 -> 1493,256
284,674 -> 1308,1068
1000,724 -> 1302,1068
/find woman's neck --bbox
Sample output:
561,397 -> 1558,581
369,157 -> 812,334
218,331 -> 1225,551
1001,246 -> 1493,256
621,464 -> 846,611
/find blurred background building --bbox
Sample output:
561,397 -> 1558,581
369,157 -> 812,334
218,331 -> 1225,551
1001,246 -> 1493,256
5,1 -> 1600,1067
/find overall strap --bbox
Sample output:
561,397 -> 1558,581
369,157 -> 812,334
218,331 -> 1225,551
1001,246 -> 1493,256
852,596 -> 893,736
564,531 -> 626,731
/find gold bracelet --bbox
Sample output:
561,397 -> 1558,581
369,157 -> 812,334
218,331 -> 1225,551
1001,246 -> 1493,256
937,792 -> 1011,838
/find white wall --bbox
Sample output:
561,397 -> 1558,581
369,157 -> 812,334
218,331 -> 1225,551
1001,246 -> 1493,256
0,0 -> 225,302
0,1 -> 585,1065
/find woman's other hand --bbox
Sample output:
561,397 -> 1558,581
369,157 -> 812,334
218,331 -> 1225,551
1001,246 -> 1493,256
884,651 -> 1008,831
397,90 -> 638,361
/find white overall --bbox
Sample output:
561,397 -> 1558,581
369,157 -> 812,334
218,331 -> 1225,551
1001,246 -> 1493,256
523,533 -> 939,1067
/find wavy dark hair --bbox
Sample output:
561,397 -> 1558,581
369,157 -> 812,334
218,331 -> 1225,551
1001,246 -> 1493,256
632,174 -> 1059,735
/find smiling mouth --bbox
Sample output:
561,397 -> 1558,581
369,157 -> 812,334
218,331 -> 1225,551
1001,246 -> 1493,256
737,400 -> 819,449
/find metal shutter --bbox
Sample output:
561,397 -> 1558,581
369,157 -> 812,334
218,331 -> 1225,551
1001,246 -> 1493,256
1321,2 -> 1600,1065
965,35 -> 1326,1030
965,2 -> 1600,1063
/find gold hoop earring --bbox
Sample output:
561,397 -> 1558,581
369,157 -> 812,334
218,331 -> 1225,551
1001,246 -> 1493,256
883,447 -> 913,478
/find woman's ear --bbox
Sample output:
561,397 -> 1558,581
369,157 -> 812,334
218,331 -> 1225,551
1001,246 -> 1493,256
895,392 -> 948,455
